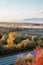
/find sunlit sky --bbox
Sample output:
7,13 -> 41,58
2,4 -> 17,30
0,0 -> 43,22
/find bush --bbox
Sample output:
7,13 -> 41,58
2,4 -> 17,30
0,33 -> 2,39
14,36 -> 27,44
37,40 -> 43,47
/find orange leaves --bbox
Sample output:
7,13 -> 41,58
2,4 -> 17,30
17,39 -> 31,48
33,46 -> 43,65
35,49 -> 43,61
33,46 -> 41,54
30,49 -> 43,65
15,57 -> 27,65
15,46 -> 43,65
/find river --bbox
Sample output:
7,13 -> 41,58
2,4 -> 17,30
0,51 -> 36,65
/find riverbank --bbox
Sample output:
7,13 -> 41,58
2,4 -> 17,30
11,46 -> 43,65
0,50 -> 35,65
0,49 -> 32,58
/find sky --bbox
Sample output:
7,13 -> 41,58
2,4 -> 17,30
0,0 -> 43,22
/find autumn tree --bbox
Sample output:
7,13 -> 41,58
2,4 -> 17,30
32,36 -> 36,41
1,34 -> 8,40
7,32 -> 21,47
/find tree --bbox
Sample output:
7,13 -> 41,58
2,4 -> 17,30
37,40 -> 43,47
32,36 -> 36,41
0,33 -> 2,39
0,41 -> 4,53
1,34 -> 8,40
7,32 -> 21,47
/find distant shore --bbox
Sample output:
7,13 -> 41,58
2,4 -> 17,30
0,22 -> 43,28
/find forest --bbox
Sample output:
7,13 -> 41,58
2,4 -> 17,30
0,27 -> 43,57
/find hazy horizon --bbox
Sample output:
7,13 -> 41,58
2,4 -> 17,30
0,0 -> 43,23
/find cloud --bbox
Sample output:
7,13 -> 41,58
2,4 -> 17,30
40,11 -> 43,14
0,0 -> 7,3
41,12 -> 43,14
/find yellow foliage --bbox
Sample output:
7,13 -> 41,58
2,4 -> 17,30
8,32 -> 21,39
1,34 -> 8,40
25,53 -> 34,60
7,38 -> 14,47
7,32 -> 21,47
32,36 -> 36,41
37,40 -> 43,43
18,39 -> 31,47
